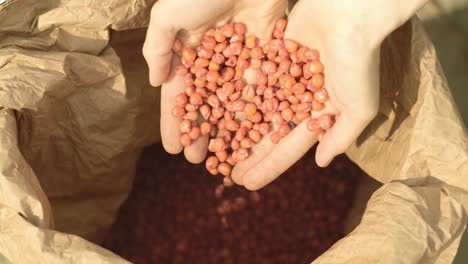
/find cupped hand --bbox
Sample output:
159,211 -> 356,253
231,0 -> 384,190
143,0 -> 287,163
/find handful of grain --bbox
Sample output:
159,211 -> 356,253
172,18 -> 334,180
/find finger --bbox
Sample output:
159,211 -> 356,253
231,134 -> 275,186
241,122 -> 319,191
315,45 -> 380,167
184,135 -> 209,164
315,111 -> 373,167
234,0 -> 287,44
160,56 -> 184,154
143,2 -> 178,87
283,5 -> 322,51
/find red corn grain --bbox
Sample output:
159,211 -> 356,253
206,71 -> 220,83
223,176 -> 234,187
272,112 -> 284,125
180,134 -> 192,147
229,91 -> 242,102
217,118 -> 226,130
179,120 -> 192,133
221,67 -> 235,82
224,111 -> 233,121
193,78 -> 206,88
202,36 -> 216,49
214,30 -> 227,42
295,111 -> 311,122
240,138 -> 255,149
259,123 -> 270,135
317,130 -> 325,141
245,35 -> 257,49
270,131 -> 283,144
212,107 -> 225,119
253,96 -> 263,108
318,114 -> 335,130
197,47 -> 214,59
221,24 -> 235,38
248,111 -> 262,123
218,163 -> 232,176
172,38 -> 183,52
307,118 -> 321,132
234,127 -> 247,141
175,65 -> 188,76
231,139 -> 240,151
250,58 -> 262,69
205,156 -> 219,170
273,28 -> 284,39
278,123 -> 291,136
262,61 -> 277,75
242,85 -> 256,100
183,111 -> 198,121
189,93 -> 203,106
184,73 -> 194,87
300,92 -> 314,103
312,100 -> 325,111
307,60 -> 324,74
208,62 -> 220,72
207,94 -> 221,108
290,63 -> 302,77
226,155 -> 237,166
236,148 -> 249,161
225,56 -> 237,67
230,41 -> 243,56
221,82 -> 235,96
277,101 -> 290,111
188,127 -> 201,140
314,88 -> 329,103
240,120 -> 253,130
214,41 -> 228,53
200,122 -> 212,135
250,47 -> 264,59
310,74 -> 324,89
248,129 -> 262,143
234,22 -> 247,35
239,48 -> 250,60
182,48 -> 196,62
209,115 -> 218,125
172,106 -> 185,117
281,108 -> 294,122
226,119 -> 240,132
275,18 -> 287,32
292,83 -> 306,96
263,111 -> 273,122
284,39 -> 299,53
216,150 -> 228,163
208,138 -> 226,152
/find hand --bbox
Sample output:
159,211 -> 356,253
143,0 -> 287,163
231,0 -> 427,190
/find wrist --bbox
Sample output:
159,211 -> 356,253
296,0 -> 427,48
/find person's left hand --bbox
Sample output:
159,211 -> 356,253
143,0 -> 287,164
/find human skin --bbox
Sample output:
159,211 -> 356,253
143,0 -> 287,164
143,0 -> 428,190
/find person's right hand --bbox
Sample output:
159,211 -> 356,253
143,0 -> 287,163
231,0 -> 427,190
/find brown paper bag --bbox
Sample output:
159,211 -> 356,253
0,0 -> 466,263
314,19 -> 468,264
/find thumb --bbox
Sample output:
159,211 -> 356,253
143,2 -> 178,87
316,43 -> 380,167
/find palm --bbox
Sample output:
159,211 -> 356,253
231,1 -> 380,190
